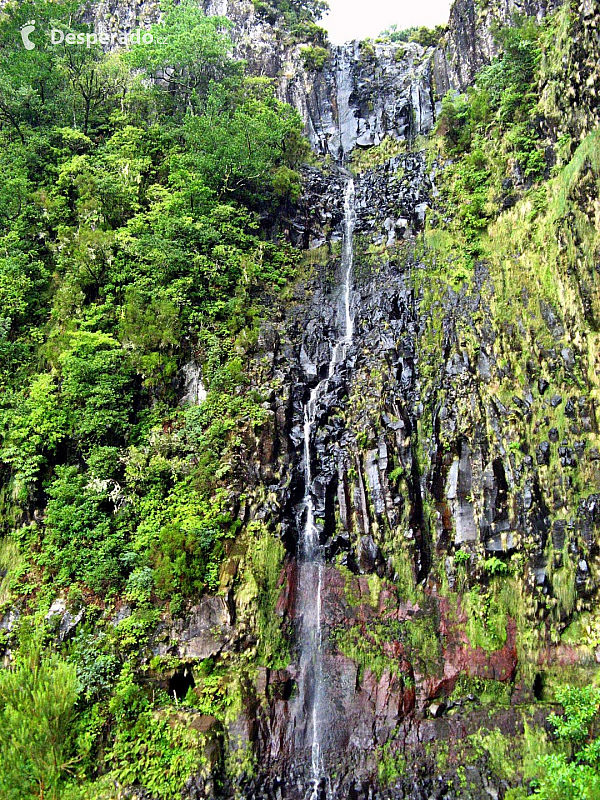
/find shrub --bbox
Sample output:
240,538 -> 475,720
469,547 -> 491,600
533,686 -> 600,799
300,45 -> 329,70
41,465 -> 126,593
0,638 -> 79,800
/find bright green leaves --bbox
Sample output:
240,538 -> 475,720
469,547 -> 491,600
0,253 -> 35,324
119,288 -> 180,392
550,686 -> 600,749
180,77 -> 307,205
432,15 -> 548,272
41,465 -> 125,592
0,373 -> 68,494
0,0 -> 306,619
0,332 -> 131,502
438,92 -> 473,155
126,0 -> 239,117
493,19 -> 542,122
0,640 -> 79,800
107,711 -> 204,800
57,331 -> 133,444
533,686 -> 600,799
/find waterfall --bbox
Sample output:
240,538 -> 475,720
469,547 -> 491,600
297,177 -> 356,799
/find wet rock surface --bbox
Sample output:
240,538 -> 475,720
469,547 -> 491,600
213,141 -> 599,795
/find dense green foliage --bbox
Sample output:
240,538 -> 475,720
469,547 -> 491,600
433,15 -> 546,263
252,0 -> 329,42
0,636 -> 79,800
0,0 -> 303,600
533,686 -> 600,799
0,0 -> 306,795
379,24 -> 446,48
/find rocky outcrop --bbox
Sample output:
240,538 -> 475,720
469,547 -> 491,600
84,0 -> 437,157
205,130 -> 599,794
434,0 -> 564,94
280,41 -> 436,158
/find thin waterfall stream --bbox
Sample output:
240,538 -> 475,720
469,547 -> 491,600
297,177 -> 356,799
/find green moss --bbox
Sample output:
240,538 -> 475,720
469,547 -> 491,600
238,523 -> 288,669
0,536 -> 21,607
377,742 -> 406,785
463,586 -> 508,652
404,613 -> 442,676
334,620 -> 406,681
468,728 -> 516,781
351,137 -> 407,174
450,675 -> 512,706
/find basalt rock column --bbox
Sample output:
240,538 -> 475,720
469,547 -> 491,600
294,178 -> 356,799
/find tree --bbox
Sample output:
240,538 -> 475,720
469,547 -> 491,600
125,0 -> 241,117
254,0 -> 329,22
180,77 -> 306,204
0,638 -> 79,800
0,1 -> 78,140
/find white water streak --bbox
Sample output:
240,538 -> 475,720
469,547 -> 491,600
300,178 -> 356,800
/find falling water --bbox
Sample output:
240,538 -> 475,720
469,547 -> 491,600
297,177 -> 356,799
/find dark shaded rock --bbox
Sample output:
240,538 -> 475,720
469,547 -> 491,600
536,441 -> 551,466
538,378 -> 549,395
559,446 -> 577,468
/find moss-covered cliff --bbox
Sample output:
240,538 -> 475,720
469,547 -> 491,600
0,0 -> 599,798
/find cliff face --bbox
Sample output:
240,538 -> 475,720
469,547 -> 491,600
41,0 -> 600,797
434,0 -> 564,92
83,0 -> 568,153
84,0 -> 437,157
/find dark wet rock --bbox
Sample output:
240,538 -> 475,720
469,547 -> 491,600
558,446 -> 577,468
578,495 -> 600,547
153,597 -> 232,660
552,520 -> 567,551
536,441 -> 551,466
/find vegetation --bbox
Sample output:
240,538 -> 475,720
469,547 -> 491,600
0,635 -> 78,800
0,0 -> 307,795
0,0 -> 304,603
431,15 -> 546,267
0,0 -> 598,796
533,686 -> 600,799
252,0 -> 329,42
300,44 -> 329,70
379,24 -> 447,48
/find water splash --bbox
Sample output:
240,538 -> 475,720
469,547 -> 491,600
297,178 -> 356,799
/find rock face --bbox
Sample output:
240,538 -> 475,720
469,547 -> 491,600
281,41 -> 436,158
83,0 -> 569,156
434,0 -> 564,93
85,0 -> 437,156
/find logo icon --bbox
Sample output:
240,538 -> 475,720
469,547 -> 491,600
20,20 -> 36,50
